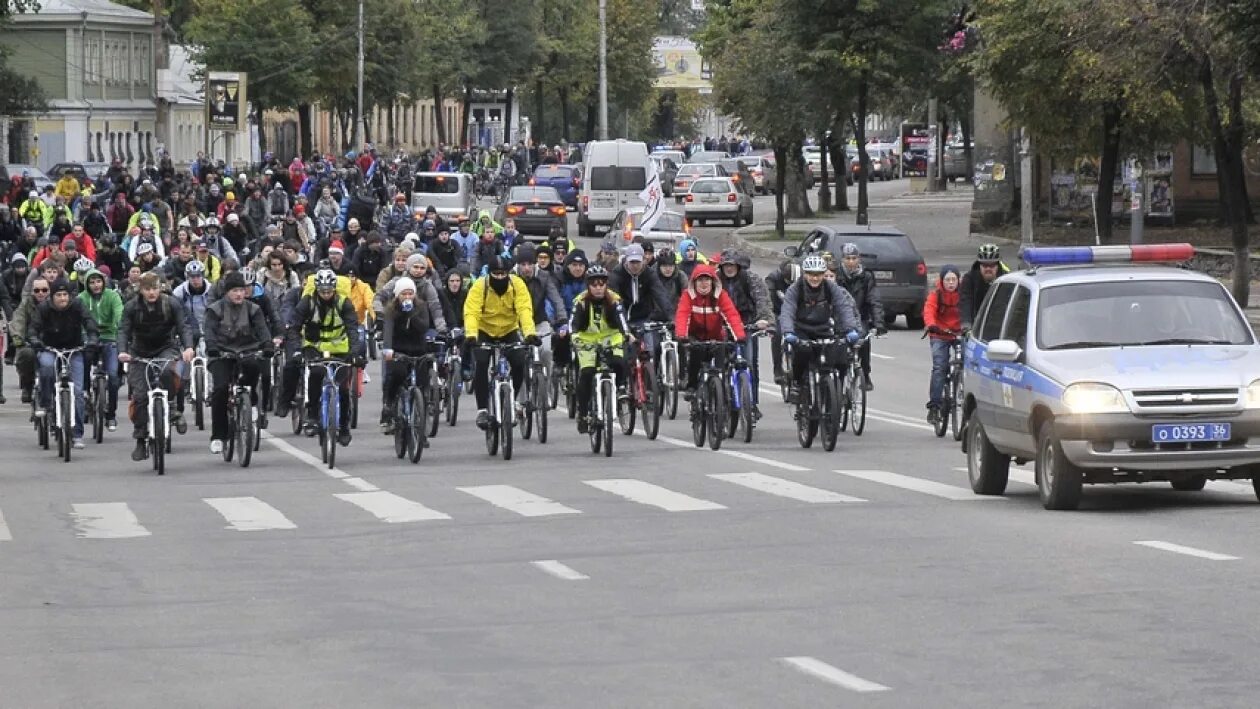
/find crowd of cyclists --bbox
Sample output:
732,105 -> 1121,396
0,142 -> 1008,465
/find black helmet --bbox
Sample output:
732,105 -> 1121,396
487,255 -> 512,273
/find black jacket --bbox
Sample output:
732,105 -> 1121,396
835,268 -> 885,328
608,263 -> 673,322
202,298 -> 272,354
958,260 -> 1011,328
118,294 -> 195,357
382,301 -> 432,355
29,299 -> 99,350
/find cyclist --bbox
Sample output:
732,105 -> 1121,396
924,265 -> 962,424
716,248 -> 773,416
959,243 -> 1009,329
674,264 -> 745,401
677,239 -> 708,279
379,276 -> 432,435
463,255 -> 538,430
118,271 -> 196,461
239,267 -> 285,411
203,271 -> 274,454
513,242 -> 567,346
290,269 -> 364,445
834,242 -> 886,391
77,267 -> 123,431
765,260 -> 797,386
28,278 -> 100,449
778,255 -> 861,402
608,243 -> 673,356
569,265 -> 632,433
172,261 -> 211,344
653,247 -> 687,310
11,275 -> 51,403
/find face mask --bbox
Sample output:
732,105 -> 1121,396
489,276 -> 510,295
401,300 -> 414,312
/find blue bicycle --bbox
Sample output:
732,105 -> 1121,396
307,352 -> 355,469
725,330 -> 773,443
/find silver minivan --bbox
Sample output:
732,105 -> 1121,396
410,172 -> 475,220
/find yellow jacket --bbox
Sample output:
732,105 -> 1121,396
348,278 -> 374,324
302,272 -> 353,301
55,175 -> 80,201
464,274 -> 535,339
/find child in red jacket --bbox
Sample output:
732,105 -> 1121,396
675,264 -> 745,398
923,264 -> 961,421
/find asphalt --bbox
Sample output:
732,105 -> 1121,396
3,181 -> 1260,708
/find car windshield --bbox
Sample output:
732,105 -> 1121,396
413,175 -> 460,194
690,180 -> 729,194
651,212 -> 686,231
677,165 -> 713,177
1037,279 -> 1252,350
510,186 -> 562,202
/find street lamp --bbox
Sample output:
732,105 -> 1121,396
598,0 -> 608,140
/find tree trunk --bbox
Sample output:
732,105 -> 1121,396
1095,102 -> 1123,244
298,103 -> 313,159
433,84 -> 447,146
338,109 -> 351,154
256,98 -> 268,154
363,108 -> 373,145
559,86 -> 571,143
854,75 -> 870,225
387,98 -> 396,149
504,86 -> 515,145
772,144 -> 787,235
1225,71 -> 1255,224
585,101 -> 597,142
461,85 -> 474,148
1202,57 -> 1252,306
818,134 -> 832,212
936,108 -> 949,190
830,115 -> 850,212
535,80 -> 546,146
785,143 -> 812,219
961,107 -> 973,187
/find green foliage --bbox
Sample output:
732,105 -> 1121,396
0,0 -> 48,116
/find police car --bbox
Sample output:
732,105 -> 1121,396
961,243 -> 1260,510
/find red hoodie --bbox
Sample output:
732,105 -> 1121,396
923,285 -> 961,340
675,264 -> 746,341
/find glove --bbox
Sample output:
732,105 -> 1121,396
557,325 -> 570,337
206,349 -> 221,358
927,325 -> 942,335
465,335 -> 478,347
875,325 -> 888,336
525,334 -> 542,347
783,332 -> 798,345
352,355 -> 367,367
262,348 -> 275,358
846,330 -> 861,345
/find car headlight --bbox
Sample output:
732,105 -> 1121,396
1062,383 -> 1129,414
1246,380 -> 1260,409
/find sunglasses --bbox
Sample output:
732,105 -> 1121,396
32,288 -> 49,293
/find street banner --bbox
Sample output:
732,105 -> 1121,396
653,36 -> 712,89
637,162 -> 665,235
207,72 -> 247,132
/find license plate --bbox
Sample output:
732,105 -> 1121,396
1151,423 -> 1231,443
593,198 -> 615,208
874,270 -> 894,281
701,196 -> 719,203
527,208 -> 548,216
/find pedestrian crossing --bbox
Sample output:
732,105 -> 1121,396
2,466 -> 1252,542
873,191 -> 974,208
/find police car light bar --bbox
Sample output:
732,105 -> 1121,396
1020,243 -> 1195,266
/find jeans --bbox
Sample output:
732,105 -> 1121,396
928,339 -> 951,408
38,350 -> 86,438
82,342 -> 121,420
736,335 -> 760,405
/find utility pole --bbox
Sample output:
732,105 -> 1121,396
1020,128 -> 1033,244
598,0 -> 608,140
153,0 -> 168,160
354,0 -> 365,152
926,97 -> 939,192
1130,159 -> 1144,244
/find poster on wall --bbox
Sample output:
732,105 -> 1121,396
1145,149 -> 1174,218
1049,156 -> 1100,222
207,72 -> 247,132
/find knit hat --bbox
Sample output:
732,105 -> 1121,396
49,277 -> 72,294
226,213 -> 240,223
939,264 -> 960,280
328,240 -> 345,255
61,237 -> 78,251
405,254 -> 427,269
225,191 -> 236,201
10,252 -> 27,264
222,271 -> 247,290
393,276 -> 416,294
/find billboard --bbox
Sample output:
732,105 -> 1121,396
653,36 -> 711,90
207,71 -> 247,132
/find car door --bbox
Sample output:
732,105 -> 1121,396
995,285 -> 1038,456
967,282 -> 1017,448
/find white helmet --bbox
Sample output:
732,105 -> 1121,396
801,255 -> 828,274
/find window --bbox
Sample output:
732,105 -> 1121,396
413,175 -> 460,194
589,166 -> 645,191
1192,145 -> 1217,176
1003,286 -> 1031,349
978,282 -> 1015,342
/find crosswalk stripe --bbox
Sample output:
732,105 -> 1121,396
953,466 -> 1035,486
0,506 -> 12,541
456,485 -> 582,517
531,560 -> 590,581
710,473 -> 866,503
831,469 -> 1001,501
70,503 -> 152,539
781,656 -> 891,693
334,491 -> 451,523
584,479 -> 727,511
203,497 -> 298,531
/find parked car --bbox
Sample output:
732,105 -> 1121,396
410,172 -> 476,219
846,147 -> 894,181
717,158 -> 757,198
651,149 -> 687,166
529,163 -> 582,207
494,186 -> 569,240
783,225 -> 927,328
610,207 -> 689,249
735,155 -> 778,194
687,150 -> 729,164
943,145 -> 970,181
802,146 -> 852,186
683,177 -> 754,227
648,155 -> 680,196
673,163 -> 728,202
1,163 -> 54,196
49,161 -> 111,190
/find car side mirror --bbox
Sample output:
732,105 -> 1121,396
987,339 -> 1022,363
783,245 -> 799,257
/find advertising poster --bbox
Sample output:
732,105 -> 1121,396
652,37 -> 711,90
207,72 -> 247,132
1145,149 -> 1173,218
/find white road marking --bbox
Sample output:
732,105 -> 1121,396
0,506 -> 10,541
342,477 -> 380,492
1133,540 -> 1239,561
870,352 -> 895,360
831,469 -> 1001,501
652,429 -> 812,472
203,497 -> 298,531
334,491 -> 451,523
531,560 -> 590,581
261,431 -> 349,479
710,472 -> 866,503
780,656 -> 891,693
70,503 -> 151,539
953,466 -> 1035,486
584,479 -> 727,511
758,385 -> 935,433
456,485 -> 582,517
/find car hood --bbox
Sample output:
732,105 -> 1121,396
1034,345 -> 1260,390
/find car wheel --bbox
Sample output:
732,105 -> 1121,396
967,419 -> 1010,495
882,312 -> 898,328
733,212 -> 743,227
1036,420 -> 1083,510
745,209 -> 754,225
699,219 -> 707,226
1170,475 -> 1207,491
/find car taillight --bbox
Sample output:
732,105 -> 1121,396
506,205 -> 523,216
582,195 -> 589,211
916,262 -> 927,276
528,177 -> 536,186
548,205 -> 566,216
685,194 -> 694,202
727,193 -> 737,203
683,220 -> 692,235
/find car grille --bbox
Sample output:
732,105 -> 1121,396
1130,387 -> 1239,409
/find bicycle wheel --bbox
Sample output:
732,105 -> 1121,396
37,410 -> 49,449
566,365 -> 578,419
408,387 -> 426,463
92,376 -> 107,443
850,366 -> 868,436
549,367 -> 561,411
394,395 -> 409,459
521,375 -> 534,441
821,376 -> 841,452
949,375 -> 963,441
934,377 -> 950,438
662,353 -> 679,420
238,398 -> 254,468
618,378 -> 635,436
533,369 -> 549,444
290,387 -> 304,435
691,395 -> 706,448
485,388 -> 500,457
193,368 -> 206,431
589,400 -> 603,453
838,368 -> 852,433
706,375 -> 724,451
223,398 -> 236,463
427,381 -> 442,438
152,397 -> 166,476
59,387 -> 73,462
738,373 -> 755,443
349,372 -> 360,430
446,363 -> 461,426
641,364 -> 660,441
323,389 -> 338,469
796,392 -> 816,449
601,379 -> 615,458
499,383 -> 514,461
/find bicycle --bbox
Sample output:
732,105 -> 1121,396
790,339 -> 844,451
391,353 -> 434,463
629,323 -> 668,440
85,353 -> 110,444
439,331 -> 463,427
657,324 -> 681,421
217,351 -> 265,468
134,357 -> 177,475
927,332 -> 965,440
306,352 -> 355,468
561,357 -> 580,420
686,340 -> 729,451
189,347 -> 209,431
726,331 -> 774,443
521,343 -> 549,444
270,348 -> 286,415
44,347 -> 84,462
479,342 -> 528,460
578,342 -> 619,457
840,330 -> 879,437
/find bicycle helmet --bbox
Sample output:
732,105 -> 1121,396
801,255 -> 828,273
977,243 -> 1000,263
185,260 -> 206,277
841,242 -> 861,258
73,257 -> 94,275
585,265 -> 609,281
203,216 -> 220,230
314,269 -> 338,291
486,255 -> 512,273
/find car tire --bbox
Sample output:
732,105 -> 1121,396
883,312 -> 898,328
1170,475 -> 1207,491
905,312 -> 925,330
745,209 -> 754,225
733,212 -> 743,227
967,419 -> 1010,495
1036,420 -> 1083,511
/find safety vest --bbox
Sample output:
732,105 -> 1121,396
302,295 -> 350,354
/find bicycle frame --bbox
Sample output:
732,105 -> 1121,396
48,348 -> 84,432
136,358 -> 175,442
312,356 -> 354,434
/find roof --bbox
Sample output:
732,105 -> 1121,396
819,224 -> 907,237
21,0 -> 151,20
1008,264 -> 1216,288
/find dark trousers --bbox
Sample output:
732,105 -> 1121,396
577,360 -> 626,416
305,361 -> 352,433
472,334 -> 526,410
209,358 -> 260,441
685,342 -> 727,391
384,356 -> 431,413
128,350 -> 180,439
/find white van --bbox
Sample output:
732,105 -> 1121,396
578,140 -> 650,237
410,172 -> 475,220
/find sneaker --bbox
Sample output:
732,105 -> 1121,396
682,389 -> 695,402
785,386 -> 799,405
926,407 -> 940,424
210,439 -> 223,454
338,429 -> 352,447
73,438 -> 85,450
20,389 -> 33,404
171,412 -> 187,435
304,423 -> 319,437
773,373 -> 789,386
475,409 -> 489,430
0,392 -> 6,405
576,415 -> 588,434
33,408 -> 47,419
862,375 -> 874,392
362,372 -> 371,383
753,405 -> 763,422
274,401 -> 290,419
107,419 -> 118,432
131,439 -> 148,461
381,420 -> 395,436
258,413 -> 268,430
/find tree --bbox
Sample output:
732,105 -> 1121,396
0,0 -> 48,118
530,0 -> 598,143
184,0 -> 319,152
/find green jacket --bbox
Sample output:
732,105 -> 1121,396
471,209 -> 502,237
77,270 -> 123,341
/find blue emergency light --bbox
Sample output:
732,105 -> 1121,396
1020,243 -> 1195,267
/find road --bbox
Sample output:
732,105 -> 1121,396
3,181 -> 1260,708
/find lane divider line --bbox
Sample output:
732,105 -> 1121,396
780,656 -> 891,693
531,560 -> 590,581
1132,540 -> 1239,561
